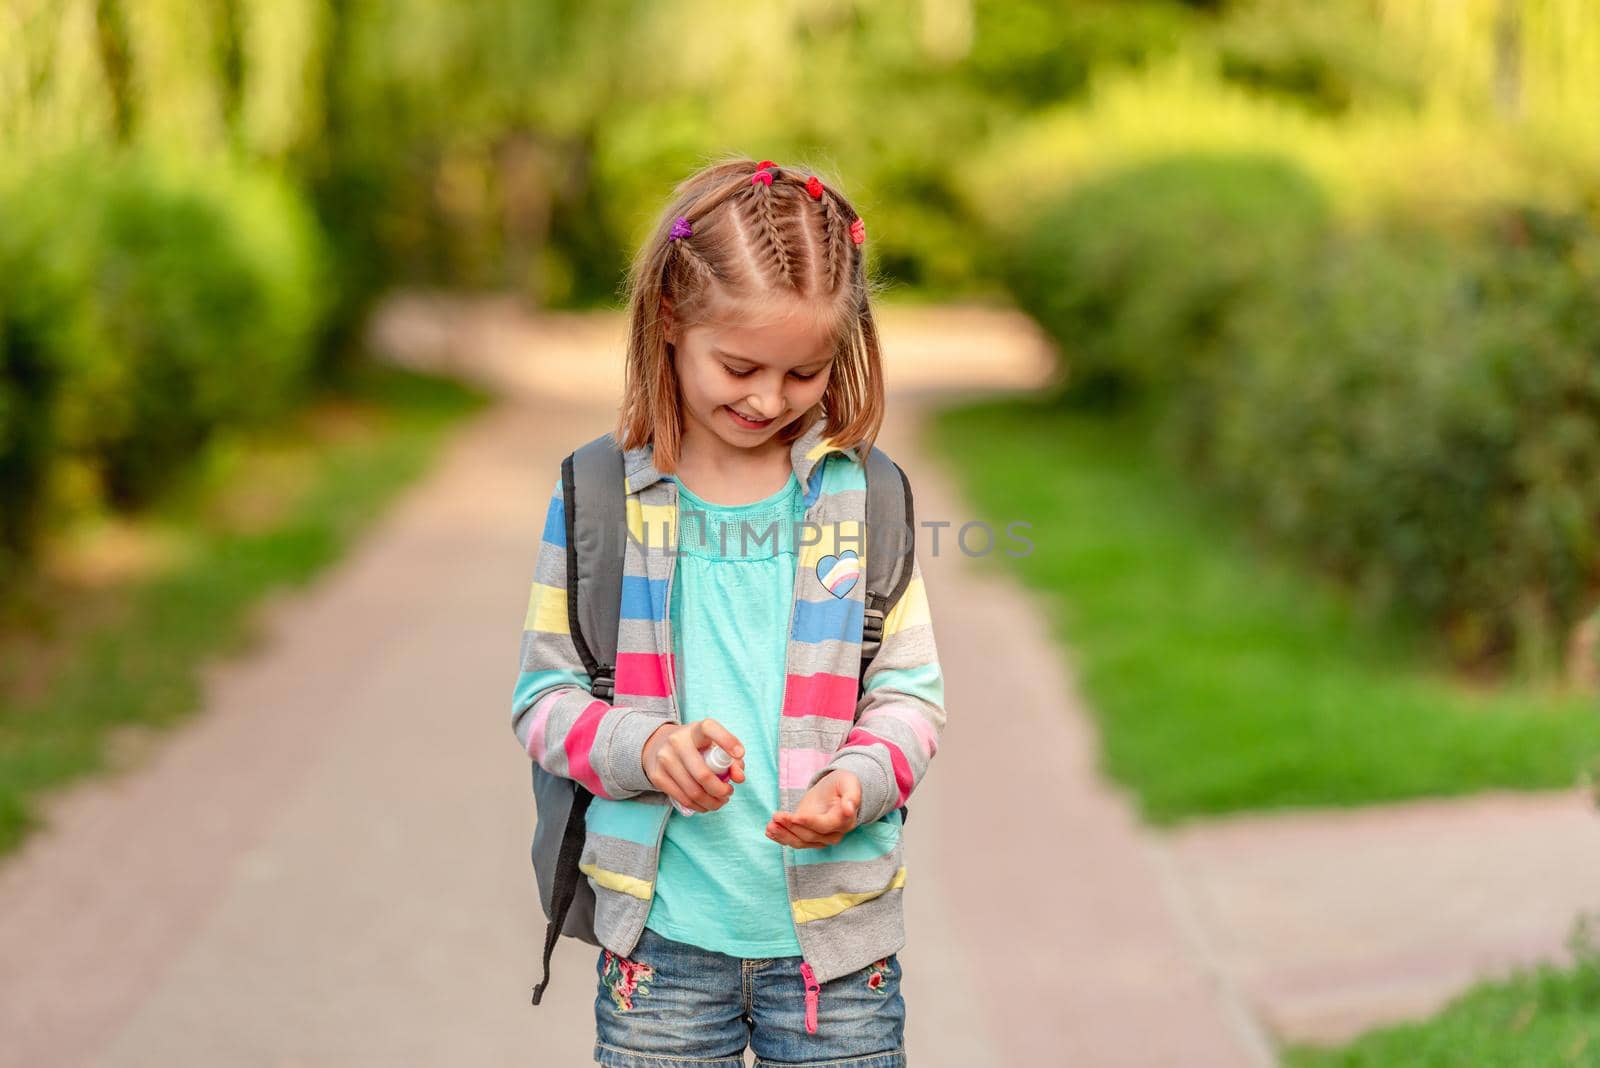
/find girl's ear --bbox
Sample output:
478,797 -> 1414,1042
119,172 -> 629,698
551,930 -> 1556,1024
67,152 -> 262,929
661,297 -> 677,344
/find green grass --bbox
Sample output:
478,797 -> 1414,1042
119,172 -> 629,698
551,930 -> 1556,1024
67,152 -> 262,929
0,363 -> 489,856
926,393 -> 1600,826
1281,914 -> 1600,1067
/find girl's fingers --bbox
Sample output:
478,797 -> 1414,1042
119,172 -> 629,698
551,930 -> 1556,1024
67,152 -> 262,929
770,823 -> 842,849
776,809 -> 823,830
647,731 -> 698,804
768,823 -> 816,848
661,751 -> 717,811
696,718 -> 745,763
782,805 -> 851,835
777,819 -> 828,847
668,734 -> 731,806
769,808 -> 851,848
667,770 -> 709,812
690,760 -> 733,802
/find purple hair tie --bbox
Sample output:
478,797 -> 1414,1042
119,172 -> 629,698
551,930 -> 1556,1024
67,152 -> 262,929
669,216 -> 693,241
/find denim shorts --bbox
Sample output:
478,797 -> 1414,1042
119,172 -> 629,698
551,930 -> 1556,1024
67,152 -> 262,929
592,924 -> 907,1067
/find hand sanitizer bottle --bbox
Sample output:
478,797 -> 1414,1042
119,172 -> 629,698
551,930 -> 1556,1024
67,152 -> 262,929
671,744 -> 735,817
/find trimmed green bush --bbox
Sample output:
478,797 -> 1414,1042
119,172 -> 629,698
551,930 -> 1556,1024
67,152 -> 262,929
1002,154 -> 1600,675
1210,208 -> 1600,668
1000,153 -> 1328,409
0,151 -> 328,574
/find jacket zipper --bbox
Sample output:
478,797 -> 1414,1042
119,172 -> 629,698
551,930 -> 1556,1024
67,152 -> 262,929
787,490 -> 818,1033
778,487 -> 819,951
664,480 -> 681,722
800,960 -> 820,1034
643,483 -> 681,946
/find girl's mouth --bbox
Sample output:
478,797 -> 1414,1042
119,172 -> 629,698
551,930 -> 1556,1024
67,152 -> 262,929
724,406 -> 776,430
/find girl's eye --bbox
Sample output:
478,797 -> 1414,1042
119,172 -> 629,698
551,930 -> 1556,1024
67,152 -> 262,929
722,365 -> 818,381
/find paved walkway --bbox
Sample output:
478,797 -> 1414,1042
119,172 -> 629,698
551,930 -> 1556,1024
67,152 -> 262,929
1,295 -> 1593,1065
1160,786 -> 1600,1045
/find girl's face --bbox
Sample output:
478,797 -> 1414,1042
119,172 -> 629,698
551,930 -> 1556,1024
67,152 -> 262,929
665,295 -> 838,458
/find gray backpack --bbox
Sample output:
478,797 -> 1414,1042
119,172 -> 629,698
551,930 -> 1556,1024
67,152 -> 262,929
529,431 -> 917,1005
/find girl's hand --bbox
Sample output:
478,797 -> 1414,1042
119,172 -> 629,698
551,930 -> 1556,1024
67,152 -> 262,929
765,770 -> 861,848
642,719 -> 745,814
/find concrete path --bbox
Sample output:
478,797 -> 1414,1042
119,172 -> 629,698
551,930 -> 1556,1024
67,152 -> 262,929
3,294 -> 1591,1066
1159,787 -> 1600,1045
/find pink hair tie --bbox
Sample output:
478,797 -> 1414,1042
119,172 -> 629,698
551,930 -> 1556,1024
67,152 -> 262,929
669,216 -> 693,241
850,217 -> 866,245
751,167 -> 774,187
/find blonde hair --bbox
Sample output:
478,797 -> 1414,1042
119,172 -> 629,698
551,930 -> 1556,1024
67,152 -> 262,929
614,155 -> 887,472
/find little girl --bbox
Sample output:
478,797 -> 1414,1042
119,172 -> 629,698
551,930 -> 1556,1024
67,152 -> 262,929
512,156 -> 946,1068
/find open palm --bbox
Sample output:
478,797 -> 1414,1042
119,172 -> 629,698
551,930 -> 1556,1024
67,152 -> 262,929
764,770 -> 861,849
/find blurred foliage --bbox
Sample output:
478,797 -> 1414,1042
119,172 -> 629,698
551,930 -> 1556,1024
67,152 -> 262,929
1205,207 -> 1600,673
982,0 -> 1600,677
959,0 -> 1198,109
1001,154 -> 1329,405
5,0 -> 1600,685
1213,0 -> 1425,115
4,0 -> 1596,310
0,151 -> 326,581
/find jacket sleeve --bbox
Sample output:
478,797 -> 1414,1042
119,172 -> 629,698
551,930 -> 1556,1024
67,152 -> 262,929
510,474 -> 666,800
805,551 -> 946,827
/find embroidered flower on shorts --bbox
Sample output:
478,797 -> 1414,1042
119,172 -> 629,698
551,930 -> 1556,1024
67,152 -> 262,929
865,958 -> 891,994
601,948 -> 656,1011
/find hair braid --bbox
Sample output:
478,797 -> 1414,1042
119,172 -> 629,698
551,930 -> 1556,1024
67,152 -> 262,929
669,227 -> 723,288
753,177 -> 798,290
817,192 -> 844,295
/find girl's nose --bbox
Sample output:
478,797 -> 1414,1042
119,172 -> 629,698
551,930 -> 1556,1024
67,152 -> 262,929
743,392 -> 785,419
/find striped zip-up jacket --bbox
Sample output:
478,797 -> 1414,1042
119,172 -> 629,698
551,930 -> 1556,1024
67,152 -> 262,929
511,416 -> 946,983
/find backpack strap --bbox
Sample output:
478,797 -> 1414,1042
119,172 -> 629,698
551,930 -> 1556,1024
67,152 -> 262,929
530,785 -> 591,1005
860,446 -> 916,828
860,446 -> 915,691
562,433 -> 627,699
531,433 -> 625,1006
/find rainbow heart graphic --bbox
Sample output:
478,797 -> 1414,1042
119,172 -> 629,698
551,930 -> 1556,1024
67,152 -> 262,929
816,550 -> 861,598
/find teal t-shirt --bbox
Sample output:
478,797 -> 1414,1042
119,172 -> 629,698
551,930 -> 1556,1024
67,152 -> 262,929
644,470 -> 807,957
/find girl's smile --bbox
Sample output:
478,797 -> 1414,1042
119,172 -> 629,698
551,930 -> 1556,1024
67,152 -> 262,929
724,405 -> 777,430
